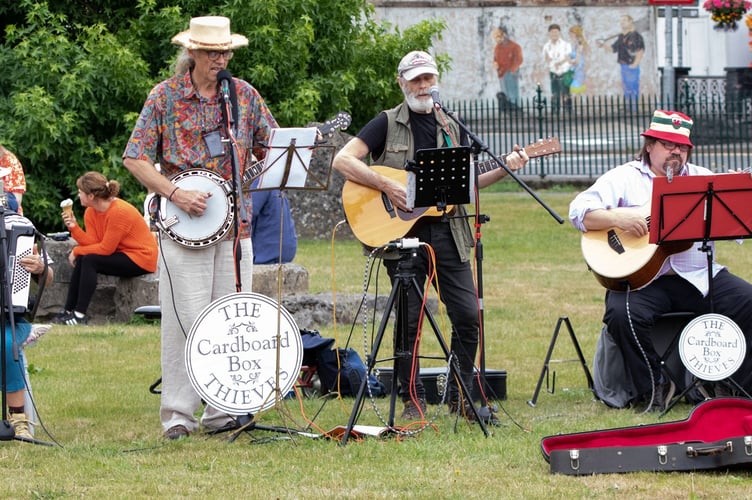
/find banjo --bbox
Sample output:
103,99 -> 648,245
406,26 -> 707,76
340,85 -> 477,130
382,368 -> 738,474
153,111 -> 351,248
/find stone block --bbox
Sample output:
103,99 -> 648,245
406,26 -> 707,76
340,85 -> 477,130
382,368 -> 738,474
33,239 -> 311,324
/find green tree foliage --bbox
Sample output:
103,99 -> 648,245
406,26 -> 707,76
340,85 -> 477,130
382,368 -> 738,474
0,0 -> 444,232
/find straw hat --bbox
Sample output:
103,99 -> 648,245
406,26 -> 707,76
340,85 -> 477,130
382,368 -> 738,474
171,16 -> 248,50
641,110 -> 694,148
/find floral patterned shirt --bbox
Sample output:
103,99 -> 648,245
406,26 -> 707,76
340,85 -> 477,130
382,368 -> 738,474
0,148 -> 26,214
123,71 -> 278,239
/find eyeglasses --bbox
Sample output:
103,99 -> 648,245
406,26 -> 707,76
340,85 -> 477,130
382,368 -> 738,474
203,50 -> 234,61
657,139 -> 690,152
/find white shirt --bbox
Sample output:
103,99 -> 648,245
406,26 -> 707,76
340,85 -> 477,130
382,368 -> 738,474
542,39 -> 573,76
569,159 -> 725,296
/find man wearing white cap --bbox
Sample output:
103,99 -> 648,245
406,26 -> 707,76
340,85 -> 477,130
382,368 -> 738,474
123,16 -> 278,439
570,109 -> 752,412
333,50 -> 528,424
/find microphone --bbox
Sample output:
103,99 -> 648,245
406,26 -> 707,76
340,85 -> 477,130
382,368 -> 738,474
217,69 -> 232,102
429,85 -> 441,108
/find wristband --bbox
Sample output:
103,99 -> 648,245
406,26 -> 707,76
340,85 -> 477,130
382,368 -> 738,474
168,186 -> 180,202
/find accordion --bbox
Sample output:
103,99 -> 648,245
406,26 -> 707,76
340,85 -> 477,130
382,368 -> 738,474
5,216 -> 36,313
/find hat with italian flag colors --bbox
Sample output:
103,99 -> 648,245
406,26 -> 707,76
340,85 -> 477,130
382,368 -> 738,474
641,110 -> 693,148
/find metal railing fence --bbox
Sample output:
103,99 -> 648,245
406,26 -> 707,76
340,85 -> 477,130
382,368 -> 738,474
447,84 -> 752,180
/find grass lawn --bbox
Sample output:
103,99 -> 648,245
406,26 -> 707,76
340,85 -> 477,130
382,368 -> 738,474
5,188 -> 752,498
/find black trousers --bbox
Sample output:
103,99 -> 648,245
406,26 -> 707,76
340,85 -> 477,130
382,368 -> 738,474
384,221 -> 479,404
65,252 -> 151,314
603,270 -> 752,399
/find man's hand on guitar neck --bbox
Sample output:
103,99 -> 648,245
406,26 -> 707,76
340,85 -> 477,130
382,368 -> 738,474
476,146 -> 529,188
506,146 -> 528,172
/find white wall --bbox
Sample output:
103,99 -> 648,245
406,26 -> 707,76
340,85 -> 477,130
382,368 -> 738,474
656,8 -> 752,75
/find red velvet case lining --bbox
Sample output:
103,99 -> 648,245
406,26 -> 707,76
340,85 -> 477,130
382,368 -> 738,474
541,398 -> 752,460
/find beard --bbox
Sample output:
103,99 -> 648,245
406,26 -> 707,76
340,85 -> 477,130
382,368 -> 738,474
401,82 -> 434,114
662,155 -> 683,174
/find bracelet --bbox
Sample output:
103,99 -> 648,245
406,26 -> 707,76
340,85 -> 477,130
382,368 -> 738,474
168,186 -> 180,202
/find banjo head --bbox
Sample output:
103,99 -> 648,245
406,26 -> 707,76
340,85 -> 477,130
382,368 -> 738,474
185,292 -> 303,415
158,169 -> 235,248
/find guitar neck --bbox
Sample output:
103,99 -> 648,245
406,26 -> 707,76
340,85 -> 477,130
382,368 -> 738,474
473,137 -> 560,175
475,159 -> 501,176
243,159 -> 265,187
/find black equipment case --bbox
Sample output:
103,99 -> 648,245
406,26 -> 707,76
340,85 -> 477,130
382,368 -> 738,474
376,367 -> 506,404
541,398 -> 752,475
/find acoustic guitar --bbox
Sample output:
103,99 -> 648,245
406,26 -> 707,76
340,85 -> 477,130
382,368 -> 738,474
581,204 -> 693,291
342,137 -> 561,247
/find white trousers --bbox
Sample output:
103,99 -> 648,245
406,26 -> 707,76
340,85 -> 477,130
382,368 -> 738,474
158,235 -> 253,432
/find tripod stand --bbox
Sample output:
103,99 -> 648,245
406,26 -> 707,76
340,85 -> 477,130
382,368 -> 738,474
341,240 -> 489,445
428,99 -> 564,418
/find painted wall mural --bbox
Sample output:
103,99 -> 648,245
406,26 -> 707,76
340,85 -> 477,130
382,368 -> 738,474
373,5 -> 658,103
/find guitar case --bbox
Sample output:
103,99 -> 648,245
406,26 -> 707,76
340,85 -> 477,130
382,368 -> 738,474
541,398 -> 752,475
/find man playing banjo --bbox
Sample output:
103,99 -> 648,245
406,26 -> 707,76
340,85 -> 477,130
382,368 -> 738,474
123,16 -> 278,440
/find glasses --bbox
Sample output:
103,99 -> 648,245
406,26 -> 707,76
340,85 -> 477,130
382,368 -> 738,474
203,50 -> 234,61
657,139 -> 690,152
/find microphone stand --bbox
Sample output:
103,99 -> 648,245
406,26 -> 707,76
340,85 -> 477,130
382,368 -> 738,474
432,100 -> 564,417
219,73 -> 249,293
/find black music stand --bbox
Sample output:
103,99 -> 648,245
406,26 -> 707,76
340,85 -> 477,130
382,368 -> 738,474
406,146 -> 472,211
650,173 -> 752,412
341,147 -> 489,445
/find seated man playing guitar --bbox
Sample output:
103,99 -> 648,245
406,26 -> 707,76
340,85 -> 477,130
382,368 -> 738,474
332,50 -> 529,423
569,109 -> 752,412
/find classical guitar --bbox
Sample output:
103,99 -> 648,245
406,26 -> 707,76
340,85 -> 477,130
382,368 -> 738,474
342,137 -> 561,247
155,111 -> 352,248
580,204 -> 693,291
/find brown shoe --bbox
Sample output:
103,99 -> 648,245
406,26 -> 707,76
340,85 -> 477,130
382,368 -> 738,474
646,380 -> 676,413
400,399 -> 427,420
164,424 -> 190,440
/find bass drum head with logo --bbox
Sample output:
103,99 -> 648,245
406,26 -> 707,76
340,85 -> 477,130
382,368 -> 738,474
678,313 -> 746,382
185,292 -> 303,415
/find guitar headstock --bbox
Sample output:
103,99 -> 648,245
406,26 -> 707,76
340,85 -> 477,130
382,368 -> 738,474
523,137 -> 562,159
319,111 -> 352,137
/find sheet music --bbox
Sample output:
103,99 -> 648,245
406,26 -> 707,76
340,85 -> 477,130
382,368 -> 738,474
258,127 -> 317,189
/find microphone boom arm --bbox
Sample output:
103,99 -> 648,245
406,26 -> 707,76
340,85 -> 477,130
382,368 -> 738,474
434,101 -> 563,224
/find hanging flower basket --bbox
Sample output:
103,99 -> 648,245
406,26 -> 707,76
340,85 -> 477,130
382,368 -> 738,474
703,0 -> 752,31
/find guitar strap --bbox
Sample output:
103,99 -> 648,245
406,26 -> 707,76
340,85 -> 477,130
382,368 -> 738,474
441,129 -> 453,147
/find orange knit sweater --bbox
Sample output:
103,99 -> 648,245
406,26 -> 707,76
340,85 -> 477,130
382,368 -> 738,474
69,198 -> 158,272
